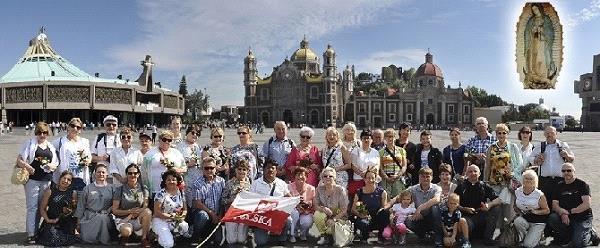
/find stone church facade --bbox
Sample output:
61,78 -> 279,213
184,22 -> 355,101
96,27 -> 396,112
574,54 -> 600,131
242,38 -> 474,128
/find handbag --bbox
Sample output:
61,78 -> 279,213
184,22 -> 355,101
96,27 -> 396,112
333,219 -> 354,247
308,222 -> 321,238
11,164 -> 29,185
497,217 -> 519,247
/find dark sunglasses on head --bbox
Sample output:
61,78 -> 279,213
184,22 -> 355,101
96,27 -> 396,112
204,167 -> 216,170
237,132 -> 248,135
121,135 -> 132,140
300,135 -> 311,139
127,171 -> 139,175
161,138 -> 173,143
35,131 -> 49,135
69,124 -> 82,130
212,135 -> 222,138
561,169 -> 573,173
105,123 -> 117,127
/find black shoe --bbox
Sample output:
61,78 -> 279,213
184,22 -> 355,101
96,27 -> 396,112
591,227 -> 600,246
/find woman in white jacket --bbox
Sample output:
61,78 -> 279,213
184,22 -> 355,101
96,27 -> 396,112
16,122 -> 58,244
52,117 -> 92,191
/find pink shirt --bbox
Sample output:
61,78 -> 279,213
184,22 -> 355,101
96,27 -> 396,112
288,182 -> 316,212
285,146 -> 322,186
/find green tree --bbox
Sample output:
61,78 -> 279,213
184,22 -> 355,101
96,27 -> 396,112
565,117 -> 578,129
185,89 -> 210,122
466,86 -> 507,107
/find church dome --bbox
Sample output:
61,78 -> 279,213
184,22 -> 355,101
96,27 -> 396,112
291,36 -> 318,61
415,52 -> 443,78
324,44 -> 335,56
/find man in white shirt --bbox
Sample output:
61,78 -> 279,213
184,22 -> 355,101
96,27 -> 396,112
529,126 -> 574,206
91,115 -> 121,183
250,160 -> 292,246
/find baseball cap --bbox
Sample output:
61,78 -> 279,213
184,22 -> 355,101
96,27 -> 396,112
103,115 -> 118,124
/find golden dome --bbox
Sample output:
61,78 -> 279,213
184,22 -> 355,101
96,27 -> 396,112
291,48 -> 318,61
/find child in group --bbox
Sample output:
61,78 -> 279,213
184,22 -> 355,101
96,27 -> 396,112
440,193 -> 470,248
383,190 -> 416,245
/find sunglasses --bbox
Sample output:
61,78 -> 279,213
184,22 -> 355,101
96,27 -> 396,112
323,175 -> 334,178
561,169 -> 573,173
127,171 -> 139,176
237,132 -> 248,135
105,123 -> 117,127
496,132 -> 508,135
520,131 -> 531,134
36,131 -> 49,135
121,135 -> 132,140
204,167 -> 216,170
69,124 -> 82,130
300,135 -> 311,139
212,135 -> 222,138
161,138 -> 173,143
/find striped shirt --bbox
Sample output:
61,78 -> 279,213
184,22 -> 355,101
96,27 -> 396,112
192,175 -> 225,214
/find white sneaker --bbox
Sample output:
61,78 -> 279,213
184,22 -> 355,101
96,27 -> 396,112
317,237 -> 327,245
289,236 -> 296,243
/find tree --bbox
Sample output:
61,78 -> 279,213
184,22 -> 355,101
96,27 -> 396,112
185,89 -> 210,122
466,86 -> 507,107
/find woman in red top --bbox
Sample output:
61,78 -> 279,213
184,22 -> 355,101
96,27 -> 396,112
285,126 -> 322,186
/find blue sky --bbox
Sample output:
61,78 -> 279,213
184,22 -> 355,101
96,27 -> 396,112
1,0 -> 599,119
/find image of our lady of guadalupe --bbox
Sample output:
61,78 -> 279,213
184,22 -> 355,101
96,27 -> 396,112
516,2 -> 563,89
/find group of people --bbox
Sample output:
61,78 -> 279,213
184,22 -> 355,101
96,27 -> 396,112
15,115 -> 598,247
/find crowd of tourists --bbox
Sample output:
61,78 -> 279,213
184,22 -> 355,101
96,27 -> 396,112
14,115 -> 599,247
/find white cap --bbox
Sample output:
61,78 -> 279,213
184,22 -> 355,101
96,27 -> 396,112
103,115 -> 118,124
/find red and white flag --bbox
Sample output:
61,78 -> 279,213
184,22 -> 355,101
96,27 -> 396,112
222,191 -> 300,234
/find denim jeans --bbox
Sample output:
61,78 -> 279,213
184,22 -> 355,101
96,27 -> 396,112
548,212 -> 593,247
24,179 -> 50,236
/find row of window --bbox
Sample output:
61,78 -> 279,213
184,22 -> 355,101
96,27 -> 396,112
357,114 -> 472,127
259,86 -> 326,101
357,102 -> 470,114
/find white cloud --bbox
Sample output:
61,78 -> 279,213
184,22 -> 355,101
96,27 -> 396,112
355,48 -> 427,73
104,0 -> 404,107
565,0 -> 600,26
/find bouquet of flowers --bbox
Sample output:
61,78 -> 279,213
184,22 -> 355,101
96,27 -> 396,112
36,156 -> 56,173
77,150 -> 89,168
58,198 -> 77,220
298,156 -> 313,168
160,157 -> 175,169
491,155 -> 512,184
355,201 -> 371,220
186,147 -> 199,167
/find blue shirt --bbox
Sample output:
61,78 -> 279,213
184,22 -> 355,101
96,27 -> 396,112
261,136 -> 295,168
465,133 -> 497,154
442,145 -> 467,175
192,176 -> 225,214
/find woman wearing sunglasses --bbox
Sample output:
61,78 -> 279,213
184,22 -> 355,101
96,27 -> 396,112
517,126 -> 534,169
111,164 -> 152,247
201,127 -> 230,179
109,127 -> 143,186
284,126 -> 322,187
176,124 -> 203,209
483,124 -> 523,224
52,117 -> 92,192
230,125 -> 263,180
142,130 -> 186,200
16,121 -> 59,244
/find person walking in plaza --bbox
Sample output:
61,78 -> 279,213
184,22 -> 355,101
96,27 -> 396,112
454,165 -> 502,246
74,164 -> 115,245
517,126 -> 534,169
16,122 -> 58,244
313,167 -> 349,245
465,117 -> 497,180
351,168 -> 390,244
287,167 -> 315,243
201,127 -> 230,179
513,169 -> 549,248
230,125 -> 263,180
547,163 -> 600,247
221,160 -> 251,245
395,122 -> 418,186
483,123 -> 523,224
413,130 -> 443,184
52,117 -> 92,191
529,126 -> 574,207
442,127 -> 467,178
37,171 -> 79,247
91,115 -> 121,183
111,164 -> 152,247
190,157 -> 225,243
142,130 -> 186,200
151,124 -> 158,144
176,124 -> 202,208
349,129 -> 380,201
321,126 -> 351,188
109,127 -> 143,186
261,121 -> 295,181
379,128 -> 407,199
152,170 -> 189,248
284,126 -> 322,187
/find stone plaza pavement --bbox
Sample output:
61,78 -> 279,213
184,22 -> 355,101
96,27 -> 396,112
0,127 -> 598,247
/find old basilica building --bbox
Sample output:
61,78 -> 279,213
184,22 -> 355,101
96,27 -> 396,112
243,37 -> 474,128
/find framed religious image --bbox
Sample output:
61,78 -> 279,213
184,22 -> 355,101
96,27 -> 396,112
515,2 -> 563,89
